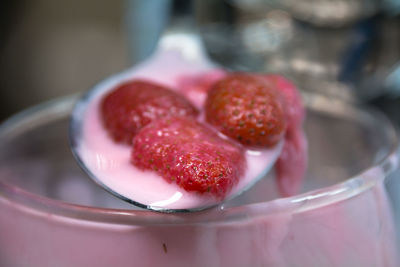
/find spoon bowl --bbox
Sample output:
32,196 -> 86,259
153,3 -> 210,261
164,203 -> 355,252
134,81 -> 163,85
70,33 -> 283,212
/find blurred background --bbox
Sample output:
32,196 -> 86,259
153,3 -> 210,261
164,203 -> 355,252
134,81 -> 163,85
0,0 -> 399,124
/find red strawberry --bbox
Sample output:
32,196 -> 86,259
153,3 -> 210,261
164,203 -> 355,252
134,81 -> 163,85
131,116 -> 246,199
204,73 -> 287,148
101,80 -> 198,144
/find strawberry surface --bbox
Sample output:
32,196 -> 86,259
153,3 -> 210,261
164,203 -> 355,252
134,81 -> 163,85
205,73 -> 287,148
101,80 -> 198,144
131,116 -> 246,199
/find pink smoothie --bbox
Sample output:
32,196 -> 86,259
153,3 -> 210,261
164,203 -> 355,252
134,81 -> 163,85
76,50 -> 284,210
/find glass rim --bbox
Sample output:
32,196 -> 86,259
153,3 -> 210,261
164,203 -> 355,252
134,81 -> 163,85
0,93 -> 398,226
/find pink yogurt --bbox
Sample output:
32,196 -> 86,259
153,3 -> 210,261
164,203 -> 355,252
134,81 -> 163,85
77,50 -> 283,210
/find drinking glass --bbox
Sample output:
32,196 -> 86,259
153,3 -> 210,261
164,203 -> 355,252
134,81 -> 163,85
0,92 -> 398,267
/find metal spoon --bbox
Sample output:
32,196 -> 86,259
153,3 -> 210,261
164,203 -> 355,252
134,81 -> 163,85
70,32 -> 283,213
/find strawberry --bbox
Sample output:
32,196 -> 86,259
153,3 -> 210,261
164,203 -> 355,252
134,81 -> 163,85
204,73 -> 287,148
101,80 -> 198,144
131,116 -> 246,199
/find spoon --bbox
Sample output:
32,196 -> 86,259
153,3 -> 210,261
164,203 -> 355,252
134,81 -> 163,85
70,32 -> 283,213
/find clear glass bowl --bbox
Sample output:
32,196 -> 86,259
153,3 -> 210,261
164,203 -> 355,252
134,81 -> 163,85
0,93 -> 399,267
